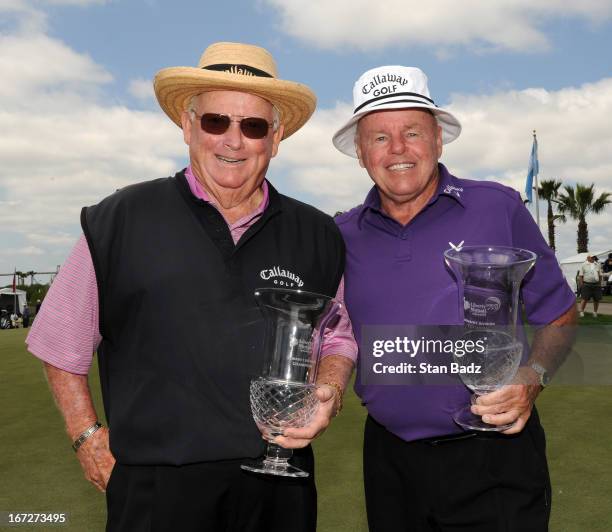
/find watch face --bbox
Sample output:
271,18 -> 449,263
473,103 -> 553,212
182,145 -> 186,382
541,372 -> 551,386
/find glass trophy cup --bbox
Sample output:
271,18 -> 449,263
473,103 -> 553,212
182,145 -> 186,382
444,246 -> 537,431
241,288 -> 341,478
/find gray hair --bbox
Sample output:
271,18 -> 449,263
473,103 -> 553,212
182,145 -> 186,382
187,94 -> 280,131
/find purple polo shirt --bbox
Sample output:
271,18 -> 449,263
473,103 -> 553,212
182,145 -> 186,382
336,163 -> 575,442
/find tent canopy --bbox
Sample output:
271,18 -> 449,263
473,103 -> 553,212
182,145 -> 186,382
0,288 -> 27,314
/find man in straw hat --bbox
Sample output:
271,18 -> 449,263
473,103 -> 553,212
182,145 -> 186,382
26,42 -> 356,532
332,65 -> 576,530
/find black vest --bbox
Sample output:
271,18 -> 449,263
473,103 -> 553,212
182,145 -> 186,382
81,171 -> 345,465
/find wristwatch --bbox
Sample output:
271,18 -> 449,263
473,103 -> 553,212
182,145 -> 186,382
529,362 -> 550,387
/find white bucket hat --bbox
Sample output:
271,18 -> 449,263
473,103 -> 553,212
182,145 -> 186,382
332,66 -> 462,157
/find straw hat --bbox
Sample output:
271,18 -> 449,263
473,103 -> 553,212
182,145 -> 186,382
333,66 -> 461,157
154,42 -> 316,139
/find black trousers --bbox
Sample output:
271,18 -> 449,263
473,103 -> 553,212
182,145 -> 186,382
106,447 -> 316,532
364,412 -> 551,532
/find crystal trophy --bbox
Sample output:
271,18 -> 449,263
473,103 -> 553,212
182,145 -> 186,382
444,246 -> 537,431
241,288 -> 341,477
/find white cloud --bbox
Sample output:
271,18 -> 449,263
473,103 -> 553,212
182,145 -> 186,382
128,77 -> 155,101
0,33 -> 113,104
0,104 -> 185,229
0,0 -> 30,10
273,78 -> 612,260
0,0 -> 47,32
273,102 -> 372,212
0,2 -> 185,271
26,232 -> 82,245
5,246 -> 45,255
442,79 -> 612,192
265,0 -> 612,53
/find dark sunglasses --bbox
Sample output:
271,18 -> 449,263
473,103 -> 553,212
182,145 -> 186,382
193,112 -> 273,139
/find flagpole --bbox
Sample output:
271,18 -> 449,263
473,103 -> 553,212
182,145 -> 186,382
13,267 -> 17,317
533,130 -> 540,229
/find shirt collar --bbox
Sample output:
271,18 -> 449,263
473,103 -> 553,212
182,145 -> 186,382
434,163 -> 466,207
357,163 -> 465,228
185,164 -> 270,227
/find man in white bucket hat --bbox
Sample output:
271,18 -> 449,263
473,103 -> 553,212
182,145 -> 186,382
333,65 -> 576,530
27,42 -> 356,532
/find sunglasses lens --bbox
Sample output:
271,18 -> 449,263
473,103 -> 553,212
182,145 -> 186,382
199,114 -> 270,139
240,117 -> 270,139
200,113 -> 231,135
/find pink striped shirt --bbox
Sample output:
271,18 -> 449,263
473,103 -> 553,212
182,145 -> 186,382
26,167 -> 357,374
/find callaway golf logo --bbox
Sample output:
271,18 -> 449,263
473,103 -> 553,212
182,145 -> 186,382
443,184 -> 463,198
260,266 -> 304,288
361,72 -> 410,96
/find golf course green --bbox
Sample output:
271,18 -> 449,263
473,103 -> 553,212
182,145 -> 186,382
1,326 -> 611,531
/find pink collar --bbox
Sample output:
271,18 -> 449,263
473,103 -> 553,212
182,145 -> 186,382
184,165 -> 269,227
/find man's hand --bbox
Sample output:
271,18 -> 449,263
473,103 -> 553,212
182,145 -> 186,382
472,305 -> 577,435
258,354 -> 353,449
74,426 -> 116,492
43,362 -> 115,492
471,366 -> 541,434
271,384 -> 339,449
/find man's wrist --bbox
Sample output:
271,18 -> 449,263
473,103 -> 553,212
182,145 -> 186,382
321,382 -> 344,416
71,422 -> 103,452
526,362 -> 550,387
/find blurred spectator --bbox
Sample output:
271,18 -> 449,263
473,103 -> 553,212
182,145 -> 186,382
579,255 -> 602,317
22,304 -> 31,328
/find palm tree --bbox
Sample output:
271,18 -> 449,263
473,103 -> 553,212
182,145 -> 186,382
538,179 -> 565,251
556,183 -> 612,253
15,271 -> 26,287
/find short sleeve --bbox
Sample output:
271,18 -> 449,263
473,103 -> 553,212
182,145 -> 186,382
26,235 -> 102,374
321,276 -> 358,362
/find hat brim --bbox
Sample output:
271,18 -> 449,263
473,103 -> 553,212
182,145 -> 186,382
154,67 -> 317,139
332,102 -> 462,158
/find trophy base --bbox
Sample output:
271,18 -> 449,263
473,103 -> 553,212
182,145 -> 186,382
241,459 -> 309,478
453,405 -> 515,432
240,459 -> 310,478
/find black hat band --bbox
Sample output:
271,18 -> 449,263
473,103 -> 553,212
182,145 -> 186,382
354,91 -> 435,113
203,63 -> 273,78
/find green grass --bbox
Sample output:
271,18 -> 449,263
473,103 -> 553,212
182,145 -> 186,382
0,328 -> 107,531
578,313 -> 612,325
2,328 -> 611,531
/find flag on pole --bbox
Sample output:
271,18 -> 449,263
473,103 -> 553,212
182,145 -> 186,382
12,269 -> 16,292
525,134 -> 539,203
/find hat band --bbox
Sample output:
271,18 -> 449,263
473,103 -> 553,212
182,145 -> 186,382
372,98 -> 438,109
354,91 -> 435,113
202,63 -> 273,78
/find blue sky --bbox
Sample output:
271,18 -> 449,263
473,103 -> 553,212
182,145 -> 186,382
1,0 -> 612,277
42,1 -> 612,109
